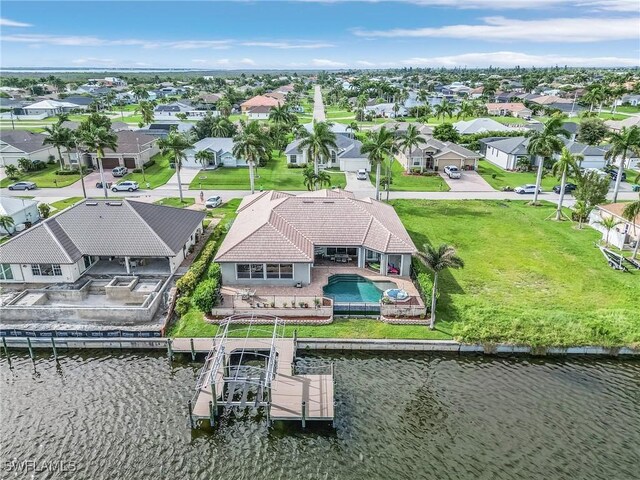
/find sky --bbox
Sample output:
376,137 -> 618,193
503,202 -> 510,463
1,0 -> 639,69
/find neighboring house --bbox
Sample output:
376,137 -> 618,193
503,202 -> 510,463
60,120 -> 130,132
0,199 -> 205,283
0,131 -> 58,167
240,95 -> 282,113
302,122 -> 353,138
285,134 -> 369,172
589,203 -> 639,251
264,91 -> 286,103
453,118 -> 518,135
396,137 -> 480,172
246,105 -> 272,120
372,121 -> 433,138
214,189 -> 417,286
364,103 -> 408,118
481,136 -> 608,170
485,102 -> 532,119
139,122 -> 194,138
22,99 -> 79,117
525,121 -> 578,141
0,197 -> 40,234
605,116 -> 640,133
617,94 -> 640,106
495,91 -> 520,103
184,137 -> 243,169
61,96 -> 94,110
154,102 -> 211,121
85,131 -> 159,169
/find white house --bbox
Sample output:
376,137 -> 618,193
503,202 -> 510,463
22,99 -> 79,117
397,137 -> 480,172
589,202 -> 639,253
0,197 -> 40,234
285,135 -> 370,172
154,102 -> 211,121
453,118 -> 519,135
365,103 -> 408,118
0,131 -> 58,167
184,138 -> 244,169
246,105 -> 271,120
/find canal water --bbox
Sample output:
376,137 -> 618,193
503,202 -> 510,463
1,351 -> 639,480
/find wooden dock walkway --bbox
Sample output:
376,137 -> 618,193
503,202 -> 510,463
181,337 -> 334,425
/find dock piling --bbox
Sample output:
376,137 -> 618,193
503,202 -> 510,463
167,338 -> 173,360
210,375 -> 217,411
2,337 -> 11,366
187,399 -> 194,429
208,401 -> 215,427
26,337 -> 34,361
51,337 -> 58,362
190,338 -> 196,361
301,401 -> 306,429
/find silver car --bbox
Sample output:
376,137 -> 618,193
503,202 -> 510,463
205,195 -> 222,208
8,181 -> 37,191
111,181 -> 139,192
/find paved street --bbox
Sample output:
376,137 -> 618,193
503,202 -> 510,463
313,85 -> 326,122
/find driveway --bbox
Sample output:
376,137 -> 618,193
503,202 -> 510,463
313,85 -> 326,122
344,171 -> 376,198
440,171 -> 495,192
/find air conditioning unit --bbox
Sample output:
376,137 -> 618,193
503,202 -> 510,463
14,223 -> 26,232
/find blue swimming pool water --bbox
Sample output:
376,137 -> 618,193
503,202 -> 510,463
323,274 -> 396,303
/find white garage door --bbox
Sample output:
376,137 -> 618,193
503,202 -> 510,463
340,158 -> 370,172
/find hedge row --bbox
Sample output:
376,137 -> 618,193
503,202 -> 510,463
175,223 -> 225,296
412,258 -> 434,311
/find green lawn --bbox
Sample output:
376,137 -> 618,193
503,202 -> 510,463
188,151 -> 346,191
50,197 -> 83,211
153,197 -> 195,208
616,105 -> 640,114
392,199 -> 639,347
121,153 -> 174,189
373,159 -> 450,192
477,159 -> 563,191
0,163 -> 86,188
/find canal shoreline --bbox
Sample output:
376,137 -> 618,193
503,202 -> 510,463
3,337 -> 639,357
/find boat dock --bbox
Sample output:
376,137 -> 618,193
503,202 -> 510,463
177,315 -> 334,428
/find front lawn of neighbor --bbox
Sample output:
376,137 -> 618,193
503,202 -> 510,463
122,153 -> 174,189
50,197 -> 84,211
374,159 -> 450,192
0,163 -> 86,188
189,151 -> 346,191
153,197 -> 195,208
478,159 -> 565,191
392,199 -> 639,347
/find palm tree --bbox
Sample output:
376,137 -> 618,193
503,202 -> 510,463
195,149 -> 214,169
302,166 -> 316,191
595,216 -> 621,247
397,124 -> 426,172
42,123 -> 72,169
417,89 -> 430,118
417,243 -> 464,329
298,121 -> 337,176
583,85 -> 605,113
4,164 -> 18,179
346,121 -> 359,139
526,115 -> 570,204
232,126 -> 266,194
78,124 -> 117,199
158,131 -> 194,202
605,126 -> 640,203
456,101 -> 474,120
132,85 -> 149,102
551,147 -> 581,220
209,116 -> 235,137
434,100 -> 454,121
316,169 -> 331,189
361,126 -> 395,200
622,196 -> 640,259
135,100 -> 155,127
269,104 -> 295,126
0,215 -> 15,236
216,99 -> 232,118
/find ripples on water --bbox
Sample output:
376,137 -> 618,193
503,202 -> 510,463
1,351 -> 639,480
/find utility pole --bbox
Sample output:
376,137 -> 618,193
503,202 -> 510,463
75,139 -> 88,199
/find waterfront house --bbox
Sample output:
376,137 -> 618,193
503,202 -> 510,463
589,203 -> 640,253
453,118 -> 518,135
285,135 -> 369,172
485,102 -> 532,119
240,95 -> 282,114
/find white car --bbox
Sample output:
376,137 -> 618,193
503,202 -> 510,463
356,169 -> 368,180
515,184 -> 542,194
111,181 -> 139,192
205,195 -> 222,208
112,166 -> 128,177
443,165 -> 462,179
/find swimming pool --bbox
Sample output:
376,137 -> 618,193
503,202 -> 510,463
323,274 -> 397,303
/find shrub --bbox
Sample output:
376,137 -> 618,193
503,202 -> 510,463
32,160 -> 46,171
38,203 -> 51,219
175,296 -> 191,316
287,163 -> 307,169
207,262 -> 221,281
416,272 -> 434,311
192,278 -> 219,313
175,223 -> 224,295
143,159 -> 156,168
56,169 -> 82,176
132,168 -> 142,173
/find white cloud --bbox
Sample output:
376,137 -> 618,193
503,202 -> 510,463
241,41 -> 334,49
356,60 -> 376,66
0,18 -> 32,27
167,40 -> 231,50
71,57 -> 116,65
399,51 -> 639,67
352,16 -> 640,42
239,58 -> 256,65
311,58 -> 348,67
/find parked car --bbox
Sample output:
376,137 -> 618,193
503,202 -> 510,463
552,183 -> 577,194
111,181 -> 139,192
112,166 -> 128,177
356,169 -> 368,180
515,184 -> 542,194
443,165 -> 462,179
603,166 -> 626,182
205,195 -> 222,208
7,181 -> 37,191
583,168 -> 609,179
96,181 -> 113,189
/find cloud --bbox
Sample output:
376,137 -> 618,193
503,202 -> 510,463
241,41 -> 334,49
239,58 -> 256,65
398,51 -> 640,67
167,40 -> 232,50
0,18 -> 32,27
356,60 -> 376,66
71,57 -> 116,65
352,16 -> 640,42
311,58 -> 348,67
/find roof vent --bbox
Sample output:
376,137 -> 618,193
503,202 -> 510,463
302,200 -> 314,204
322,201 -> 334,204
85,202 -> 98,206
106,201 -> 123,206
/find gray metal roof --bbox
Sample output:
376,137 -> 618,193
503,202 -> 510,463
0,131 -> 47,153
0,200 -> 205,264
